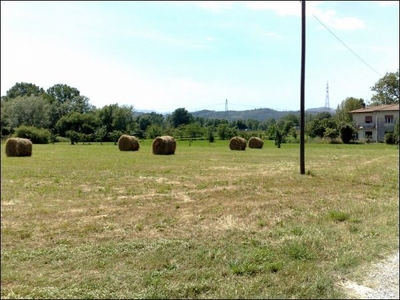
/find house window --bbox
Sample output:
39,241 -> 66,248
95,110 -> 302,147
385,115 -> 393,123
365,116 -> 373,123
365,131 -> 372,139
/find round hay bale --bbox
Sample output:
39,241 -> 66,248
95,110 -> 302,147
152,136 -> 176,155
229,136 -> 247,151
118,134 -> 140,151
5,137 -> 32,157
248,137 -> 264,149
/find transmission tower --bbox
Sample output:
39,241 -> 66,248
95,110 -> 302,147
225,99 -> 229,119
325,82 -> 330,110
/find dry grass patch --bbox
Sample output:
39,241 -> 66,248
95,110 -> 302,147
1,141 -> 398,299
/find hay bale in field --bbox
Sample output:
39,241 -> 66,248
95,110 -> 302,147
229,136 -> 247,151
152,135 -> 176,155
5,137 -> 32,157
118,134 -> 140,151
248,137 -> 264,149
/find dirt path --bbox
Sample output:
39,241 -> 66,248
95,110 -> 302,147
339,251 -> 399,299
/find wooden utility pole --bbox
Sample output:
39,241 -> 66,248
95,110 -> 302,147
300,1 -> 306,174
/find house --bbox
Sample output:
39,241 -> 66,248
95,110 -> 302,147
348,104 -> 399,142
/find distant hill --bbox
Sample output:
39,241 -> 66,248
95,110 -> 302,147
190,107 -> 336,122
135,107 -> 336,122
305,107 -> 336,113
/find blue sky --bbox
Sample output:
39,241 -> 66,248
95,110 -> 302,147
1,1 -> 399,113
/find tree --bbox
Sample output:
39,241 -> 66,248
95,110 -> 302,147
370,70 -> 399,105
146,124 -> 163,139
275,130 -> 282,148
56,111 -> 100,144
108,130 -> 123,145
137,114 -> 153,132
169,108 -> 193,128
206,126 -> 215,143
45,84 -> 80,104
246,119 -> 260,130
184,123 -> 205,142
66,130 -> 81,145
94,126 -> 107,145
306,119 -> 325,138
282,120 -> 296,136
97,104 -> 135,140
1,99 -> 11,137
335,97 -> 365,123
306,113 -> 338,139
112,105 -> 135,132
231,119 -> 247,130
324,127 -> 339,141
45,84 -> 95,134
315,111 -> 332,120
4,82 -> 45,100
69,95 -> 95,114
217,123 -> 236,140
281,113 -> 300,126
174,125 -> 185,140
97,104 -> 117,134
266,124 -> 278,140
3,95 -> 51,130
393,118 -> 399,145
339,123 -> 355,144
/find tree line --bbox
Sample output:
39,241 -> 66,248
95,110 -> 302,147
1,70 -> 399,145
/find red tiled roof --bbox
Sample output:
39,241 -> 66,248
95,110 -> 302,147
349,104 -> 400,113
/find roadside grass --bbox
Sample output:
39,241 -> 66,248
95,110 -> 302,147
1,140 -> 398,299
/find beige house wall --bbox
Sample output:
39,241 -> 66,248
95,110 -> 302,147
352,110 -> 399,142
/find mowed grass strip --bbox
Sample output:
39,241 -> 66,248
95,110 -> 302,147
1,140 -> 398,299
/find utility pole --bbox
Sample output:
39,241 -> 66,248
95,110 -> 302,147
300,1 -> 306,175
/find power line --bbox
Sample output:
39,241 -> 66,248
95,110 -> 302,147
312,14 -> 382,77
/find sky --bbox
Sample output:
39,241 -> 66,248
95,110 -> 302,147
1,1 -> 399,113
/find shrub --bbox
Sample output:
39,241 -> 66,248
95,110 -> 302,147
340,123 -> 355,144
384,132 -> 396,145
66,130 -> 81,145
328,210 -> 349,222
14,126 -> 50,144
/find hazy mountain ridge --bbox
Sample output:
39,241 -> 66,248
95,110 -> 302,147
135,107 -> 336,122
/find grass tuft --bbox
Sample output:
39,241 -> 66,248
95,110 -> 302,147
328,210 -> 350,222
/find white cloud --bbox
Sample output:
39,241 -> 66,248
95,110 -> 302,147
195,1 -> 234,12
245,1 -> 301,16
375,1 -> 399,7
312,9 -> 365,30
245,1 -> 365,31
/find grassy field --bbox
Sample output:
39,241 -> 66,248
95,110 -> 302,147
1,139 -> 399,299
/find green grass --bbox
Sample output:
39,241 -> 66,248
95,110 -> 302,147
1,139 -> 399,299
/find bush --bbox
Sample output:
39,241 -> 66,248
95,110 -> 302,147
14,126 -> 51,144
340,123 -> 355,144
285,135 -> 299,144
384,132 -> 396,145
